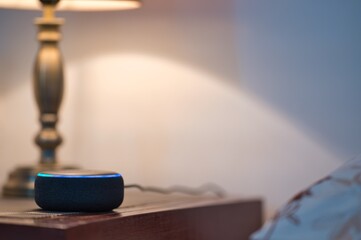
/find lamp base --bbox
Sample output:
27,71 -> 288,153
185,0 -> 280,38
2,164 -> 78,198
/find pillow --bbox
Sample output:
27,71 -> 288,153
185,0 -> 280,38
251,155 -> 361,240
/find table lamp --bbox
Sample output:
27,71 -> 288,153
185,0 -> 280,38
0,0 -> 141,197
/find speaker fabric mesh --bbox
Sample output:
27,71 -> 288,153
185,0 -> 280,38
35,171 -> 124,212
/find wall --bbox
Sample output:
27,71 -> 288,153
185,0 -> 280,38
0,0 -> 360,217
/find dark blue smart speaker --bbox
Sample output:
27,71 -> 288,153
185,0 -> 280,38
35,170 -> 124,212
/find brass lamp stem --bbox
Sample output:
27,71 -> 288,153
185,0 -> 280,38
2,0 -> 76,197
43,4 -> 56,18
34,3 -> 64,165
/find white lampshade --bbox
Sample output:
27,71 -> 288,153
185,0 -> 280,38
0,0 -> 141,11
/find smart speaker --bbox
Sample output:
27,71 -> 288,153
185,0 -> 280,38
35,170 -> 124,212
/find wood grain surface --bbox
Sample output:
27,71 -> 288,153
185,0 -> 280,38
0,190 -> 262,240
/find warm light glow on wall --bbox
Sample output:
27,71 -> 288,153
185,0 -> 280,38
64,53 -> 339,218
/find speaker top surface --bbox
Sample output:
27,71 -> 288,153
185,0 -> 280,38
37,170 -> 121,178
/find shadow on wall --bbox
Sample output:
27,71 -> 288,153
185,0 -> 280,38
60,0 -> 240,87
236,0 -> 361,158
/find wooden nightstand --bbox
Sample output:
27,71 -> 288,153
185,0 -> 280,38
0,190 -> 262,240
